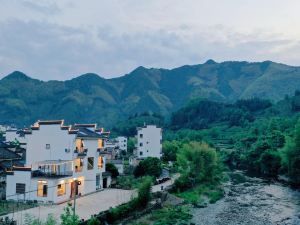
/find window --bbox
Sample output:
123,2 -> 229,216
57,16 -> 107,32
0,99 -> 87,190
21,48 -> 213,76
140,151 -> 143,156
98,156 -> 103,168
139,143 -> 143,147
75,158 -> 84,172
75,139 -> 84,152
160,139 -> 162,144
87,157 -> 94,170
16,183 -> 25,194
37,181 -> 48,197
57,183 -> 66,196
46,144 -> 50,149
98,139 -> 103,149
139,134 -> 143,138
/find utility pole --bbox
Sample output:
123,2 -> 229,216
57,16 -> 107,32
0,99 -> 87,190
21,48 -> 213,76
73,180 -> 78,219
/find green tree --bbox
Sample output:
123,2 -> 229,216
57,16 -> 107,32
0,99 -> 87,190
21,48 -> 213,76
259,150 -> 281,177
134,157 -> 162,178
60,203 -> 80,225
127,137 -> 136,154
281,119 -> 300,185
175,142 -> 222,191
106,163 -> 120,178
87,216 -> 100,225
162,140 -> 181,162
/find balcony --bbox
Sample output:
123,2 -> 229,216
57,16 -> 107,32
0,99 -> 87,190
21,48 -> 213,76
32,160 -> 73,178
74,148 -> 88,157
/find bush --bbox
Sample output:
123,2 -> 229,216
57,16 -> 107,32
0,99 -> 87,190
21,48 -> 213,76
106,163 -> 119,178
176,142 -> 222,186
259,150 -> 281,177
134,157 -> 162,178
106,176 -> 153,223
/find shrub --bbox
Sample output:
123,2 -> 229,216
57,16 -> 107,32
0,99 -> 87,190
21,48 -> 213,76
106,163 -> 119,178
134,157 -> 162,178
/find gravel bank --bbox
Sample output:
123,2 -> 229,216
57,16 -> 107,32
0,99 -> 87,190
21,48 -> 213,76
191,172 -> 300,225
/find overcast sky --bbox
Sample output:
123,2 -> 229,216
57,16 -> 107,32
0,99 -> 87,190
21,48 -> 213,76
0,0 -> 300,80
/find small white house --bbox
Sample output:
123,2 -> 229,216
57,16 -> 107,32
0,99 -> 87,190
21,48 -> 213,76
136,125 -> 162,159
6,120 -> 111,204
116,136 -> 127,152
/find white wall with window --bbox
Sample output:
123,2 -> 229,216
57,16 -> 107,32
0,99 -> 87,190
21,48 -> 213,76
137,125 -> 162,159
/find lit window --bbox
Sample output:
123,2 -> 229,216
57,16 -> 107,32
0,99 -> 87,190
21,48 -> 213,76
37,181 -> 48,197
98,139 -> 103,148
98,156 -> 103,168
57,183 -> 66,196
16,183 -> 25,194
75,139 -> 84,152
75,158 -> 83,172
46,144 -> 50,149
88,157 -> 94,170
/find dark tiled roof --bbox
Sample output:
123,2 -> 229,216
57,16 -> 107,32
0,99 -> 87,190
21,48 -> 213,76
0,147 -> 21,160
76,127 -> 103,138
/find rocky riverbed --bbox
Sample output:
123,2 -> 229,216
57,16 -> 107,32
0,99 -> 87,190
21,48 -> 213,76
191,171 -> 300,225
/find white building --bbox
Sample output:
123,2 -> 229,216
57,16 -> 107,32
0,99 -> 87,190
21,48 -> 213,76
6,120 -> 111,204
136,125 -> 162,159
5,129 -> 27,145
116,136 -> 127,152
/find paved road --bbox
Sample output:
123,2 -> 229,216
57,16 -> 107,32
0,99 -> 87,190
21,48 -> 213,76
3,177 -> 175,224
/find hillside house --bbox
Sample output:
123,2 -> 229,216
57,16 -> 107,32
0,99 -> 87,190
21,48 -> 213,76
6,120 -> 111,204
136,125 -> 162,159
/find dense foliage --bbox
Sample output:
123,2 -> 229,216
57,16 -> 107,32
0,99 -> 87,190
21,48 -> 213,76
281,119 -> 300,185
174,142 -> 222,192
105,163 -> 119,178
134,157 -> 162,178
3,61 -> 300,127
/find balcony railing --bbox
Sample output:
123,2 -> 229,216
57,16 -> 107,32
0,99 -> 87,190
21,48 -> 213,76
32,170 -> 73,178
74,148 -> 88,157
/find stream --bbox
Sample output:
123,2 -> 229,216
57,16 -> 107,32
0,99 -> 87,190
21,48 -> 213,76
191,171 -> 300,225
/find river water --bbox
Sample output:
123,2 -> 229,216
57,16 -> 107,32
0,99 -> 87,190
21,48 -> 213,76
191,171 -> 300,225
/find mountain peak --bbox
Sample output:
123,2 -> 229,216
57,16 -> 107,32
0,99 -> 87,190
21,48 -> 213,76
204,59 -> 217,65
3,71 -> 31,81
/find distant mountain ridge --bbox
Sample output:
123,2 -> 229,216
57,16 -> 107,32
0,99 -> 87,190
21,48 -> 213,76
1,60 -> 300,127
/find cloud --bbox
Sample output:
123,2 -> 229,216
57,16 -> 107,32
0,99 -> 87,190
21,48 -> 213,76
0,8 -> 300,80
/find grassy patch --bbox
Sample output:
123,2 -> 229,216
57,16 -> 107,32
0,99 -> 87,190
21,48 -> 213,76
151,206 -> 192,225
115,175 -> 154,189
175,184 -> 224,206
0,200 -> 38,216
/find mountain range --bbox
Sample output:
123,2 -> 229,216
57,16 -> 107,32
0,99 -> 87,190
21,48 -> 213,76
1,60 -> 300,127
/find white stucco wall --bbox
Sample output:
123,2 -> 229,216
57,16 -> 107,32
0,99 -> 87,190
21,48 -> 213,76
25,125 -> 76,166
117,136 -> 127,151
137,125 -> 162,159
6,123 -> 109,204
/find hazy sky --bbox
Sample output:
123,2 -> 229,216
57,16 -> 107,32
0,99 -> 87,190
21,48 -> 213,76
0,0 -> 300,80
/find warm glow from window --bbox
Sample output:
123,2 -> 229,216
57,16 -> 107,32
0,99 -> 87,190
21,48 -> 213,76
98,156 -> 103,168
74,158 -> 83,172
37,180 -> 48,197
98,139 -> 103,148
75,139 -> 84,151
57,183 -> 66,196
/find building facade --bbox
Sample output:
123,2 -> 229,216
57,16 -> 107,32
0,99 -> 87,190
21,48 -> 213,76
6,120 -> 110,204
136,125 -> 162,159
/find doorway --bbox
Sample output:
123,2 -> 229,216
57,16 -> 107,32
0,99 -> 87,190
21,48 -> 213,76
103,178 -> 107,188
